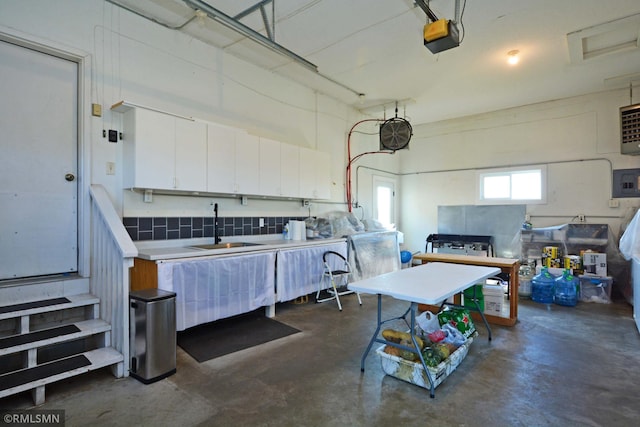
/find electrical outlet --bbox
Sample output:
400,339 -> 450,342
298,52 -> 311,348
578,214 -> 586,222
241,196 -> 248,206
608,199 -> 620,208
525,213 -> 531,222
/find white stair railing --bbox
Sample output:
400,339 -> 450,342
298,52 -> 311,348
89,184 -> 137,377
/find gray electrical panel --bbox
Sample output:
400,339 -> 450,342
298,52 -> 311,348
612,168 -> 640,198
620,104 -> 640,155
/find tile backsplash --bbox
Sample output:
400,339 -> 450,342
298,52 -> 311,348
123,216 -> 306,241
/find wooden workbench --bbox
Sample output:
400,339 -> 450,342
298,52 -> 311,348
413,253 -> 520,326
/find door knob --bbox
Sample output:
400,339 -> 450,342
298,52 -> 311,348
65,173 -> 75,182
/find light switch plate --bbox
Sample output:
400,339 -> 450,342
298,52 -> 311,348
92,103 -> 102,117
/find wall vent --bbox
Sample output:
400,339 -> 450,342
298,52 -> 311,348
620,104 -> 640,155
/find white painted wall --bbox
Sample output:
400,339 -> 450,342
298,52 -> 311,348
0,0 -> 360,220
398,90 -> 640,254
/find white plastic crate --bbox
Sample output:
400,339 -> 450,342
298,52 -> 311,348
376,334 -> 474,390
579,275 -> 612,303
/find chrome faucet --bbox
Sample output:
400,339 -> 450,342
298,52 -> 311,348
214,203 -> 221,244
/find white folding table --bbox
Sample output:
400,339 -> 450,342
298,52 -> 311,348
348,262 -> 501,397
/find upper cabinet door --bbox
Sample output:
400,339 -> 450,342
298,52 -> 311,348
280,143 -> 299,198
314,150 -> 331,200
175,118 -> 207,192
299,147 -> 330,199
234,131 -> 260,195
298,147 -> 316,199
207,123 -> 237,193
123,108 -> 175,190
259,137 -> 281,196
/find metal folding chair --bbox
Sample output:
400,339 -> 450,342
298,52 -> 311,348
315,250 -> 362,311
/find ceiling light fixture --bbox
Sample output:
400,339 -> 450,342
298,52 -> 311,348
507,50 -> 520,65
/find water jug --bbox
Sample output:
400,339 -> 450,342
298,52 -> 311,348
554,269 -> 578,307
531,266 -> 556,304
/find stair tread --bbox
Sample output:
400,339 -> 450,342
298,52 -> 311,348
0,347 -> 123,396
0,294 -> 99,320
0,319 -> 111,356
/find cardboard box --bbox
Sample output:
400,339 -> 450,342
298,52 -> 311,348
583,253 -> 607,276
483,284 -> 503,315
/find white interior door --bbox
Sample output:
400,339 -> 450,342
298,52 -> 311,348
0,40 -> 78,280
373,175 -> 396,227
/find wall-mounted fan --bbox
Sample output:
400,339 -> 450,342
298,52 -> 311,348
379,108 -> 412,151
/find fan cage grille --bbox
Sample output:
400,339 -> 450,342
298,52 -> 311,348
379,117 -> 412,151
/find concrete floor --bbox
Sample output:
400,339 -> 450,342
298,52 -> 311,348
2,293 -> 640,427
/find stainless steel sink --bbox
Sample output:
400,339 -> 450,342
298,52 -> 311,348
189,242 -> 263,250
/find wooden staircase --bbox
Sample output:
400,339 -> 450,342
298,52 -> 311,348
0,280 -> 124,405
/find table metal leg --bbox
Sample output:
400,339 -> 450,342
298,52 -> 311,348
359,296 -> 437,397
360,294 -> 383,372
409,302 -> 436,398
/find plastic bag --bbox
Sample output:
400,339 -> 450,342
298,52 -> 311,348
427,329 -> 446,343
416,310 -> 440,334
441,323 -> 467,347
620,208 -> 640,260
438,307 -> 476,339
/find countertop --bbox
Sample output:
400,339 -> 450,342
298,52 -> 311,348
135,235 -> 347,261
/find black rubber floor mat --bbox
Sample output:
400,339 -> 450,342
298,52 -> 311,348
0,297 -> 71,314
178,310 -> 300,363
0,354 -> 90,391
0,325 -> 81,350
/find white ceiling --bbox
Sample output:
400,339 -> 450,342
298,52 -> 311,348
110,0 -> 640,125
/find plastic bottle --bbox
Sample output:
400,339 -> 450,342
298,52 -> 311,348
518,260 -> 534,298
554,269 -> 578,307
531,266 -> 556,304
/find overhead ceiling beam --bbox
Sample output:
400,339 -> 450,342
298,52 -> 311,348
234,0 -> 275,41
234,0 -> 272,20
182,0 -> 317,72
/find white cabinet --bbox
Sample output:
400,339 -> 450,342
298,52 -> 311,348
235,131 -> 260,195
259,138 -> 302,198
207,123 -> 237,193
118,103 -> 329,199
259,137 -> 281,196
175,118 -> 208,191
280,143 -> 300,198
122,108 -> 207,191
299,147 -> 330,199
207,124 -> 260,195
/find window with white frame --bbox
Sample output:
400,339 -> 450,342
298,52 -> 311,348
477,166 -> 546,204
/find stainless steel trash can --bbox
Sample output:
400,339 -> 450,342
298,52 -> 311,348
129,288 -> 177,384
